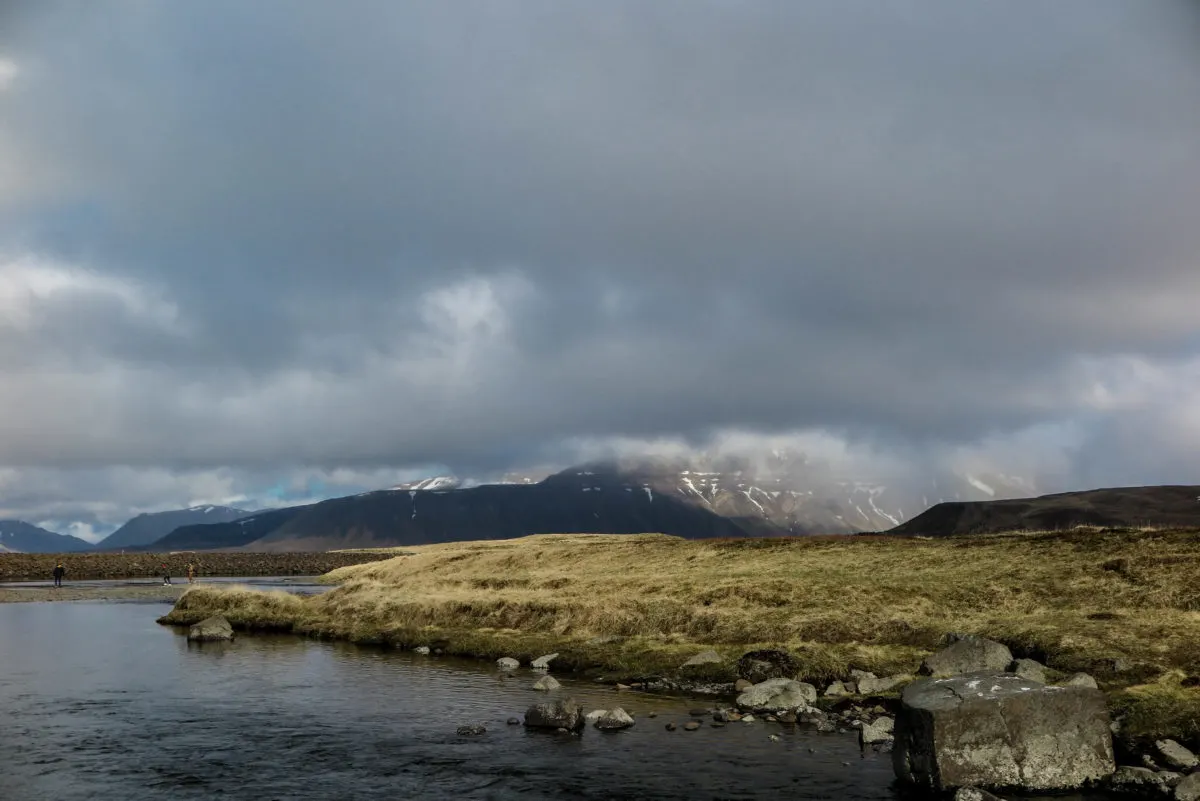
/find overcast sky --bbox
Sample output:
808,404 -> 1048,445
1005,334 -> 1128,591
2,1 -> 1200,540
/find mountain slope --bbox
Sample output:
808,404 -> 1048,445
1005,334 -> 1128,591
146,507 -> 307,551
94,506 -> 250,550
886,485 -> 1200,536
0,520 -> 93,553
246,468 -> 754,551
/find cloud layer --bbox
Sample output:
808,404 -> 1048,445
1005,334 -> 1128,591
2,2 -> 1200,536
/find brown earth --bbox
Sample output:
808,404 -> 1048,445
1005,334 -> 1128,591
0,551 -> 393,582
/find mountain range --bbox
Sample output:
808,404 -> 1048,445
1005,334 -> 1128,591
4,456 -> 1197,554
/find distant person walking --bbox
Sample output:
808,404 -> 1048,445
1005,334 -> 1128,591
162,563 -> 172,586
52,562 -> 65,588
186,563 -> 195,584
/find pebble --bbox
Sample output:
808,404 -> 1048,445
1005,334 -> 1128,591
768,734 -> 781,742
506,717 -> 521,726
683,721 -> 702,731
647,711 -> 658,718
711,722 -> 725,728
665,722 -> 677,731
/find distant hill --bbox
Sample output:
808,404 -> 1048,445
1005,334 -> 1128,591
0,520 -> 93,553
885,485 -> 1200,537
94,506 -> 250,550
146,507 -> 306,551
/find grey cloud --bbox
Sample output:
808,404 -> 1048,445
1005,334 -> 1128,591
1,1 -> 1199,529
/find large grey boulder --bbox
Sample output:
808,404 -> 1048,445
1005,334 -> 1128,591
187,615 -> 233,642
920,635 -> 1012,677
893,673 -> 1114,792
1155,738 -> 1198,771
736,649 -> 801,684
954,788 -> 1007,801
524,697 -> 586,731
736,678 -> 818,711
1107,766 -> 1177,796
496,657 -> 520,670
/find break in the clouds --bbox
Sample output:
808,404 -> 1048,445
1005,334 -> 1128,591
1,1 -> 1199,535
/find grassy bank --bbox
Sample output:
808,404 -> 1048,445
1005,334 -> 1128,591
158,529 -> 1200,745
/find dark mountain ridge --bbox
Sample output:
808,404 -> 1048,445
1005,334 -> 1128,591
0,520 -> 93,553
886,484 -> 1200,537
94,506 -> 250,550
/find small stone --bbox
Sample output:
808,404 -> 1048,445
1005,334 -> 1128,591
1108,766 -> 1174,796
1062,672 -> 1098,689
1008,658 -> 1048,684
532,675 -> 561,691
615,683 -> 632,690
859,717 -> 894,746
768,734 -> 781,742
506,717 -> 521,725
187,615 -> 234,642
456,724 -> 486,736
777,711 -> 797,725
496,657 -> 520,670
734,679 -> 753,692
688,708 -> 709,717
765,715 -> 777,723
850,669 -> 877,682
531,653 -> 558,669
919,635 -> 1012,677
414,646 -> 431,654
857,675 -> 912,695
710,721 -> 725,728
824,681 -> 851,697
665,722 -> 677,731
594,707 -> 635,730
741,714 -> 756,723
816,721 -> 836,732
585,709 -> 607,723
681,650 -> 724,669
647,711 -> 658,718
683,721 -> 701,731
556,727 -> 568,733
1155,738 -> 1199,771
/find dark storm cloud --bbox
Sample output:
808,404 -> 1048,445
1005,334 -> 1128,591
1,0 -> 1200,519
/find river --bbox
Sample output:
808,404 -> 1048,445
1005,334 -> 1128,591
0,594 -> 1114,800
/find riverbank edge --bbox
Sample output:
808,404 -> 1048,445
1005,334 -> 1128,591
155,588 -> 1200,761
0,551 -> 393,582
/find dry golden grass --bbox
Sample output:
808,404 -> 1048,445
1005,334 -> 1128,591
160,528 -> 1200,741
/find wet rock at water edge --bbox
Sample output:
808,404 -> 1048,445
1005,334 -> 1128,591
688,708 -> 710,718
414,646 -> 431,654
594,708 -> 635,730
456,724 -> 487,736
585,709 -> 606,724
187,615 -> 233,642
893,673 -> 1114,792
954,788 -> 1007,801
531,653 -> 558,669
496,657 -> 520,670
1106,766 -> 1179,796
506,717 -> 521,726
919,635 -> 1012,677
734,679 -> 753,693
1154,738 -> 1198,771
1176,772 -> 1200,801
736,649 -> 801,684
524,697 -> 586,732
736,678 -> 818,712
665,722 -> 678,731
824,681 -> 852,698
859,717 -> 894,746
683,721 -> 701,731
532,675 -> 561,691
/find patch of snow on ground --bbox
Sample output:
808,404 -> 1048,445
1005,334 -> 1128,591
741,490 -> 766,515
644,487 -> 653,502
868,496 -> 900,527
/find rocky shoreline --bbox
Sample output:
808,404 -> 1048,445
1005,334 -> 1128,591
0,551 -> 392,582
167,611 -> 1200,800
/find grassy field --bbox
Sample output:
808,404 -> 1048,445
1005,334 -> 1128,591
159,528 -> 1200,744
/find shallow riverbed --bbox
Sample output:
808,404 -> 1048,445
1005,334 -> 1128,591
0,601 -> 1115,800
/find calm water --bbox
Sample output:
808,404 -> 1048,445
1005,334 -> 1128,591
0,601 -> 1113,800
